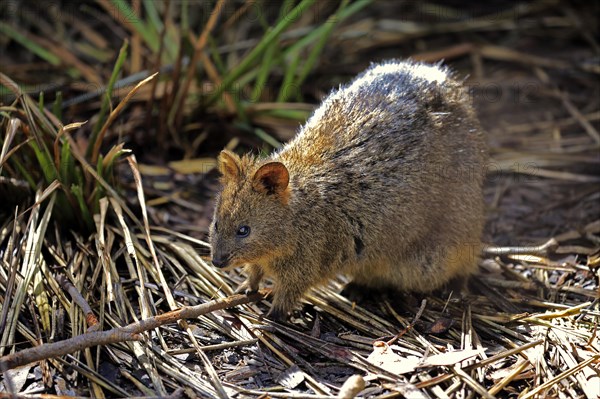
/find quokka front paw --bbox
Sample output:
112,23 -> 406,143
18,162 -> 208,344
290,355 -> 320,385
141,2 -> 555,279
234,281 -> 258,295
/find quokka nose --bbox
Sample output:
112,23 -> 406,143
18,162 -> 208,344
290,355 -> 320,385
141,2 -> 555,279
211,257 -> 229,268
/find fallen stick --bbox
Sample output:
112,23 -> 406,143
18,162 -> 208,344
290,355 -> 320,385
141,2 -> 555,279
482,238 -> 558,256
0,291 -> 264,372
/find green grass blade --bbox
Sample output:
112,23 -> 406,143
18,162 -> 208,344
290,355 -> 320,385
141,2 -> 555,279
109,0 -> 159,52
251,39 -> 278,102
71,184 -> 94,232
180,0 -> 189,33
143,0 -> 163,34
38,92 -> 44,112
258,108 -> 311,121
29,140 -> 56,184
274,0 -> 371,103
208,36 -> 226,74
87,40 -> 129,158
205,0 -> 317,106
143,0 -> 177,60
95,154 -> 106,208
10,158 -> 37,189
59,140 -> 75,187
252,0 -> 294,102
253,127 -> 281,148
52,92 -> 62,120
295,0 -> 350,93
0,22 -> 61,65
286,0 -> 371,56
96,154 -> 104,180
277,50 -> 302,102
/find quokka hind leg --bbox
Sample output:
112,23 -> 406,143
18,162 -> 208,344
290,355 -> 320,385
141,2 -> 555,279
266,271 -> 314,322
340,281 -> 373,303
267,285 -> 305,322
437,241 -> 482,294
341,265 -> 404,303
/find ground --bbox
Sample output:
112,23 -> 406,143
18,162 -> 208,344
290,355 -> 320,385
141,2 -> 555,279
0,1 -> 598,398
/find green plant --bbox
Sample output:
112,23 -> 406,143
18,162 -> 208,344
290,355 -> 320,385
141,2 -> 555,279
0,44 -> 149,232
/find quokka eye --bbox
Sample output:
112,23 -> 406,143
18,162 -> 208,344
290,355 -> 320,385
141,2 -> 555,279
236,225 -> 251,238
214,222 -> 218,231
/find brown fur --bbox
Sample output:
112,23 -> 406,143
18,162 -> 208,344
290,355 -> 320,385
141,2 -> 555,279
210,60 -> 487,320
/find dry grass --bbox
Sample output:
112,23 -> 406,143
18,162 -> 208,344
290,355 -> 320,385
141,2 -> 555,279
0,1 -> 599,398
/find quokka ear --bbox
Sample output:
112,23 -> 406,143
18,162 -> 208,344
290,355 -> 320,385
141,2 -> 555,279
217,150 -> 241,181
252,162 -> 289,195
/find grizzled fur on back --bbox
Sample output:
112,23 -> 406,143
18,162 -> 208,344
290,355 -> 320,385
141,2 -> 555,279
210,60 -> 487,320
